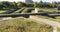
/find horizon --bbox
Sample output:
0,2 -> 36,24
0,0 -> 60,3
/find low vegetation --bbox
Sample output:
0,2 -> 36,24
0,18 -> 52,32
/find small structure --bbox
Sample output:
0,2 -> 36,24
35,8 -> 38,13
35,8 -> 44,13
25,0 -> 33,4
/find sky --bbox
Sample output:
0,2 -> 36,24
0,0 -> 60,3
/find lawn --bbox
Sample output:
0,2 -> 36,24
33,8 -> 60,23
0,10 -> 6,13
21,8 -> 27,13
31,8 -> 58,13
0,17 -> 52,32
38,8 -> 58,12
53,16 -> 60,22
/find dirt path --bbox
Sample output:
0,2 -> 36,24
29,16 -> 60,28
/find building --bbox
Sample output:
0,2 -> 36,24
25,0 -> 33,3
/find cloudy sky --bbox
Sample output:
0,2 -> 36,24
0,0 -> 60,2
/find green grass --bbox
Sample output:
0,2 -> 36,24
57,27 -> 60,32
0,11 -> 5,13
0,10 -> 6,13
32,8 -> 58,13
38,8 -> 58,12
0,18 -> 52,32
34,8 -> 60,23
53,16 -> 60,22
22,8 -> 34,13
21,8 -> 27,13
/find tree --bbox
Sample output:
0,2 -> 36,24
12,2 -> 17,7
49,3 -> 55,8
33,2 -> 38,7
17,2 -> 23,7
1,1 -> 11,7
39,0 -> 44,8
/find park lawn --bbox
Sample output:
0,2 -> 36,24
32,8 -> 58,13
0,17 -> 52,32
0,10 -> 6,13
57,28 -> 60,32
38,8 -> 58,12
0,11 -> 5,13
37,8 -> 60,23
31,10 -> 35,13
21,8 -> 27,13
53,16 -> 60,22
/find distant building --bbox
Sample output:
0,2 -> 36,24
25,0 -> 33,3
54,1 -> 60,4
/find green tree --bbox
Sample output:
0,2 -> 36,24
39,0 -> 44,8
12,2 -> 17,7
17,2 -> 23,7
33,2 -> 38,7
49,2 -> 56,8
1,1 -> 11,7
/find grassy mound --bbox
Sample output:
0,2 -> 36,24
0,18 -> 52,32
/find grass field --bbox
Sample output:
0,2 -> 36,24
39,8 -> 58,12
34,8 -> 60,23
0,18 -> 52,32
53,16 -> 60,22
0,10 -> 6,13
0,8 -> 60,32
21,8 -> 27,13
31,8 -> 58,13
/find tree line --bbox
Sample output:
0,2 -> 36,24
0,1 -> 60,9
